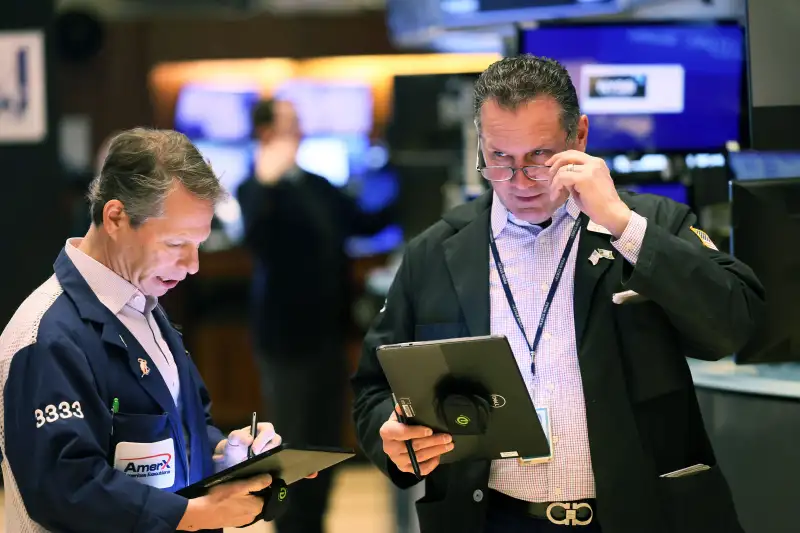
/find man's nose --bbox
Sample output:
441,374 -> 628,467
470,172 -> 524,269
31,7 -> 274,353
181,247 -> 200,276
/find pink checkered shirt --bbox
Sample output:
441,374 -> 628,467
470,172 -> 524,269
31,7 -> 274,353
487,192 -> 647,503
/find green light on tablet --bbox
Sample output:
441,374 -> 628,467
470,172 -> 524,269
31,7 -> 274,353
456,415 -> 470,426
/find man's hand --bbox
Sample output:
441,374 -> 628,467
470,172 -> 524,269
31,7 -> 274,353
380,406 -> 453,477
254,138 -> 298,186
547,150 -> 632,238
177,473 -> 273,531
213,422 -> 282,470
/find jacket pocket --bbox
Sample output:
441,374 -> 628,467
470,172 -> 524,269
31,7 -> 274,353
110,413 -> 177,489
657,465 -> 743,533
110,412 -> 171,447
415,322 -> 466,342
614,301 -> 689,403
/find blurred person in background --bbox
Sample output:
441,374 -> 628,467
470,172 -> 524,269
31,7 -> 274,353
0,128 -> 287,532
237,98 -> 392,533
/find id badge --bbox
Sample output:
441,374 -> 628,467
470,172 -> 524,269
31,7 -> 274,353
114,438 -> 176,488
518,407 -> 554,465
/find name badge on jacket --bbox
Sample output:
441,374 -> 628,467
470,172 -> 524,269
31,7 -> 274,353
114,438 -> 176,489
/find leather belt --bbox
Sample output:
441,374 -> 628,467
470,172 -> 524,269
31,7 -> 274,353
488,490 -> 596,527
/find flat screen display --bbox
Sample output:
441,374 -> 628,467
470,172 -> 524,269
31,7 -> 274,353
727,150 -> 800,181
440,0 -> 623,27
174,84 -> 261,142
519,23 -> 746,153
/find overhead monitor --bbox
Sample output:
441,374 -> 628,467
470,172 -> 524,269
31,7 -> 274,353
274,80 -> 373,136
439,0 -> 630,27
727,150 -> 800,181
518,22 -> 746,154
174,84 -> 261,142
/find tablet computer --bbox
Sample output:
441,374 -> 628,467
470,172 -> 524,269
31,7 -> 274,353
376,335 -> 550,464
176,444 -> 355,499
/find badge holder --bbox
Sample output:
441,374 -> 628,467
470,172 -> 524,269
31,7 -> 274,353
238,478 -> 290,527
518,407 -> 553,465
433,376 -> 493,437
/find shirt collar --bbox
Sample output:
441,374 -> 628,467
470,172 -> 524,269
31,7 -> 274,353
490,192 -> 581,238
65,238 -> 157,315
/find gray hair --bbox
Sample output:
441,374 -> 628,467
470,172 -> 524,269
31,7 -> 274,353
473,54 -> 581,139
88,128 -> 225,227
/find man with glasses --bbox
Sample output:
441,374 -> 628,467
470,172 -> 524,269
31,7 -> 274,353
352,55 -> 764,533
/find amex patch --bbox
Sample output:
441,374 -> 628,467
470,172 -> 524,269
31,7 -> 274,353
689,227 -> 718,251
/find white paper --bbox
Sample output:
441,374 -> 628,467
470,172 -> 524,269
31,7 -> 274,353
0,31 -> 47,143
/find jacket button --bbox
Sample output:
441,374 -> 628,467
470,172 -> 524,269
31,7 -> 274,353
473,489 -> 484,503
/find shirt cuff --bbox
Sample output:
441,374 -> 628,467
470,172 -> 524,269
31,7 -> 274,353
611,211 -> 647,265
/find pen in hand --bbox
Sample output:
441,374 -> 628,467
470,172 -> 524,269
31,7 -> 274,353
248,411 -> 257,459
392,393 -> 423,480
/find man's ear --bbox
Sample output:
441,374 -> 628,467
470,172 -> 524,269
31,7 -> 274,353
574,115 -> 589,152
102,200 -> 128,238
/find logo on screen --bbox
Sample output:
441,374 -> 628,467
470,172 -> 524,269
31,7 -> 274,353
589,75 -> 647,98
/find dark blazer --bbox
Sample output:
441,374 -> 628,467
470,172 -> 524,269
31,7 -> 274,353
351,191 -> 765,533
238,170 -> 391,356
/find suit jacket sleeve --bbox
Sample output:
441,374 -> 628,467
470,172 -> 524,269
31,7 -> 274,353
351,251 -> 421,489
621,199 -> 766,359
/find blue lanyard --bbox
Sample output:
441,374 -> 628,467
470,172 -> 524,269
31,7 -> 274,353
489,218 -> 582,376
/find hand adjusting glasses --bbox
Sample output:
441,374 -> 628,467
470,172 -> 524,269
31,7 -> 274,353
475,140 -> 552,182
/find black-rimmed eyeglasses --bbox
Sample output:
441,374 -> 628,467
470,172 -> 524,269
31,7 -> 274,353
475,140 -> 551,182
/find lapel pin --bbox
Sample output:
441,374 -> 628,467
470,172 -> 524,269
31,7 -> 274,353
138,358 -> 151,378
597,249 -> 615,260
118,334 -> 127,348
589,248 -> 615,266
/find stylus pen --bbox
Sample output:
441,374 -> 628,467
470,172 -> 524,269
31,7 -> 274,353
392,393 -> 422,480
248,411 -> 257,459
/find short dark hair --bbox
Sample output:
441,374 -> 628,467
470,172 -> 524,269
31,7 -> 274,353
251,99 -> 276,130
87,128 -> 225,227
473,54 -> 581,139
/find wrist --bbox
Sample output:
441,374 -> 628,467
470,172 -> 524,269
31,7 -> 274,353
177,498 -> 213,531
606,204 -> 632,239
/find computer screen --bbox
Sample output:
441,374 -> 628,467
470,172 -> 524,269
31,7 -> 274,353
518,23 -> 746,154
727,150 -> 800,181
275,80 -> 373,136
730,178 -> 800,364
439,0 -> 625,27
174,84 -> 261,142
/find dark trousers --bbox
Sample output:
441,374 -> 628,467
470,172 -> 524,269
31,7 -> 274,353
256,345 -> 347,533
485,507 -> 603,533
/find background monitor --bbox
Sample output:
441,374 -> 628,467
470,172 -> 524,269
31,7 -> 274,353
730,177 -> 800,364
518,22 -> 746,154
439,0 -> 627,27
174,84 -> 261,142
728,150 -> 800,181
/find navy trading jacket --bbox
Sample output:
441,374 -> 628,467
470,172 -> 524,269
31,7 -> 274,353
0,249 -> 225,532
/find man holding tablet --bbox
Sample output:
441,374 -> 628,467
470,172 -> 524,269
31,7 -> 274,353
0,129 -> 287,532
352,55 -> 764,533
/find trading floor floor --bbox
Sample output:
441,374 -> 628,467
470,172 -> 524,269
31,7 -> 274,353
0,464 -> 397,533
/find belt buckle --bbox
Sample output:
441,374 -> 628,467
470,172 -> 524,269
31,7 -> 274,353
546,502 -> 594,526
